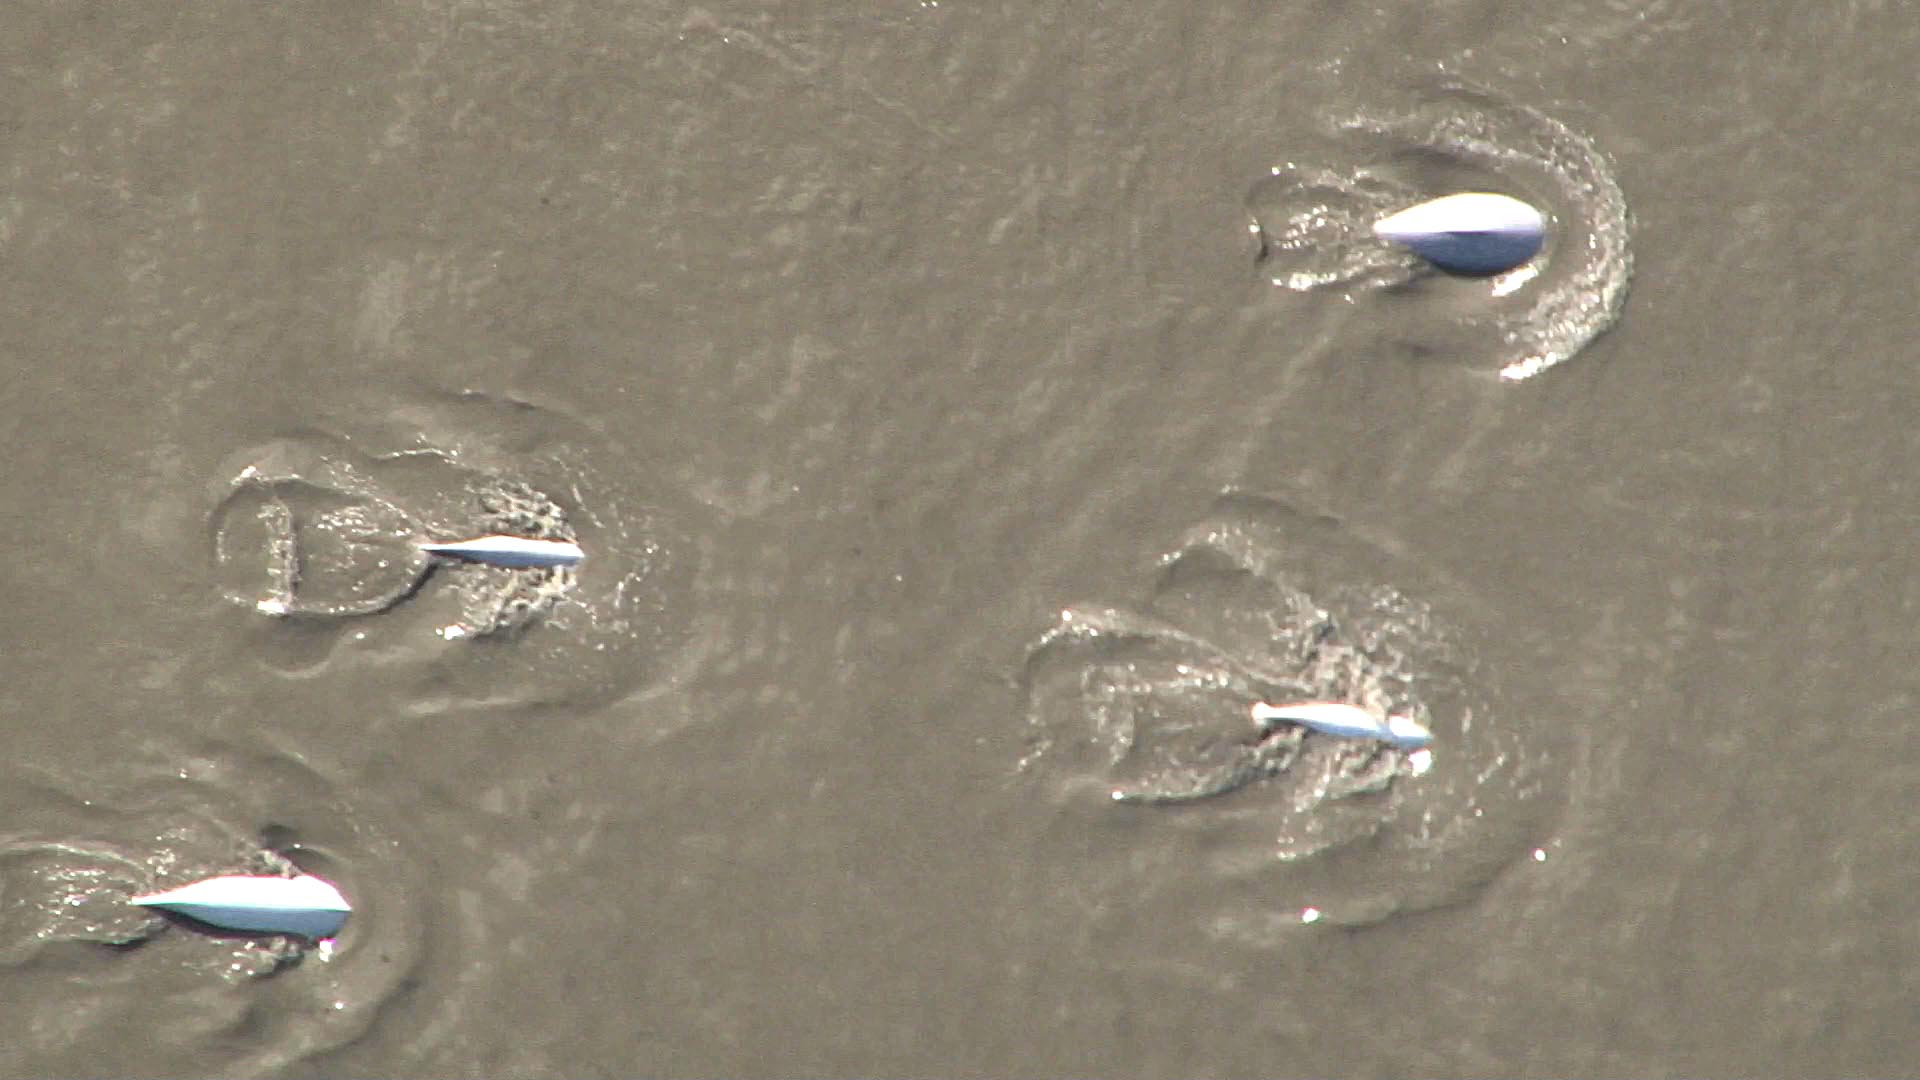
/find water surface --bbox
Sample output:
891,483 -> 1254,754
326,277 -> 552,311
2,1 -> 1919,1075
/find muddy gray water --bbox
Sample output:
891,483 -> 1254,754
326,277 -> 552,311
2,2 -> 1918,1076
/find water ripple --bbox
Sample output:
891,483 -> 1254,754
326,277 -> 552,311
1251,81 -> 1632,380
207,390 -> 697,714
0,742 -> 433,1076
1019,494 -> 1567,934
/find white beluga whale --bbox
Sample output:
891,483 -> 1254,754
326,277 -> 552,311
1372,192 -> 1545,275
132,873 -> 352,938
1250,700 -> 1433,749
418,534 -> 585,569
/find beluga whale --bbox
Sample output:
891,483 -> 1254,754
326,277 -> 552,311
132,873 -> 352,939
417,534 -> 586,569
1371,192 -> 1545,275
1249,700 -> 1434,749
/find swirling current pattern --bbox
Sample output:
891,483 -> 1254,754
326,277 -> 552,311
1251,81 -> 1632,380
0,747 -> 432,1076
1023,603 -> 1424,807
212,450 -> 578,636
1020,496 -> 1564,933
207,392 -> 695,713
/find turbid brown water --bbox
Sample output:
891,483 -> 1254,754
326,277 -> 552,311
3,2 -> 1919,1075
